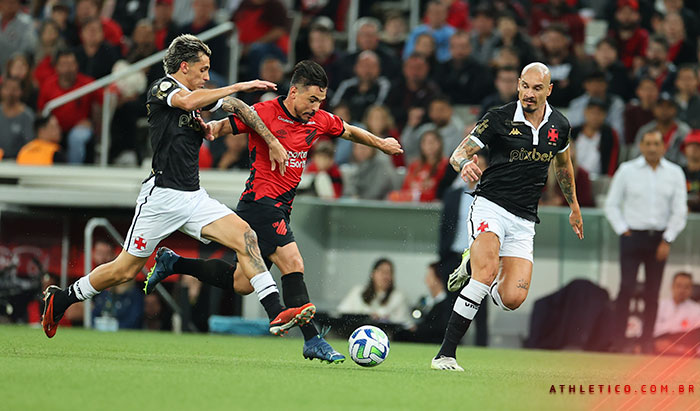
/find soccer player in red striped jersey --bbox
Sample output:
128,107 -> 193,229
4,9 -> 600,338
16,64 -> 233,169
144,60 -> 402,363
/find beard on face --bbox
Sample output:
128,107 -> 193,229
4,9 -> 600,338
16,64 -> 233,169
618,22 -> 638,31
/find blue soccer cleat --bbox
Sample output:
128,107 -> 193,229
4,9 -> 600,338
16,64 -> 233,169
144,247 -> 179,295
303,330 -> 345,364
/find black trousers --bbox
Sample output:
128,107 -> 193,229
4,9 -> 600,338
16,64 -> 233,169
614,230 -> 667,344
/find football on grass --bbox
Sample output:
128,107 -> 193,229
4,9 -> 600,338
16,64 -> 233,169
348,325 -> 390,367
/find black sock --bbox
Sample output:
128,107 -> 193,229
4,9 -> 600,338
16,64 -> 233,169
282,272 -> 318,341
260,293 -> 285,320
436,311 -> 473,359
50,284 -> 81,321
173,258 -> 235,290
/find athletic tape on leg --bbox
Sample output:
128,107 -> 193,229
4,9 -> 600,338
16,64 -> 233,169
453,279 -> 489,319
490,281 -> 512,312
249,271 -> 279,301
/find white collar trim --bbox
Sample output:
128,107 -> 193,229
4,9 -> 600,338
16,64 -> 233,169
514,100 -> 553,145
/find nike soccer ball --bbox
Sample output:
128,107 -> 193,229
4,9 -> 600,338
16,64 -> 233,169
348,325 -> 390,367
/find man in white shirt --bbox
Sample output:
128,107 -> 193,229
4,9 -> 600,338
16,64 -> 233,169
653,272 -> 700,355
605,130 -> 688,352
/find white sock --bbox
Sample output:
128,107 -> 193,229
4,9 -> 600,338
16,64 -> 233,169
453,279 -> 490,320
490,281 -> 512,312
70,275 -> 99,301
249,271 -> 279,301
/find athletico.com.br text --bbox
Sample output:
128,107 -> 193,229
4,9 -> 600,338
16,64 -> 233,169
549,384 -> 696,395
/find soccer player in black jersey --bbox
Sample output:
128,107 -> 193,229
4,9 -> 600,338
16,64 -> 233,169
143,61 -> 403,363
41,34 -> 314,338
431,62 -> 585,371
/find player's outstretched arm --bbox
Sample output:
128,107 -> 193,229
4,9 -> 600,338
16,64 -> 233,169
340,122 -> 403,155
170,79 -> 277,112
220,96 -> 288,175
554,147 -> 584,240
450,135 -> 482,182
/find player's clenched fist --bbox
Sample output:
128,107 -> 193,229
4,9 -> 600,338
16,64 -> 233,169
379,138 -> 403,155
460,154 -> 482,183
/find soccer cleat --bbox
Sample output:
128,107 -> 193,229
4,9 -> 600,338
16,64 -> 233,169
41,285 -> 63,338
431,356 -> 464,371
303,328 -> 345,364
144,247 -> 179,295
269,302 -> 316,336
447,248 -> 471,292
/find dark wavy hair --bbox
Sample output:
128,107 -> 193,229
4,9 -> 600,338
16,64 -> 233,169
290,60 -> 328,89
163,34 -> 211,75
361,258 -> 395,305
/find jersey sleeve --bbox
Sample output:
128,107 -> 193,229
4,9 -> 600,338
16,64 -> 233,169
318,110 -> 345,139
202,98 -> 223,112
467,110 -> 497,148
147,78 -> 182,107
558,122 -> 571,153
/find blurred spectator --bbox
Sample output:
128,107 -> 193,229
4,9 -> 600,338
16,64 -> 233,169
355,104 -> 401,167
4,53 -> 38,110
480,65 -> 518,117
637,35 -> 677,95
433,31 -> 491,105
394,262 -> 452,344
663,0 -> 700,40
106,0 -> 150,38
330,51 -> 391,122
299,140 -> 342,199
0,0 -> 37,70
530,0 -> 585,56
568,71 -> 625,142
33,20 -> 65,88
489,45 -> 521,71
492,11 -> 537,68
381,11 -> 408,58
153,0 -> 178,51
342,143 -> 398,200
684,130 -> 700,212
37,49 -> 101,164
216,133 -> 249,170
674,65 -> 700,129
330,101 -> 354,165
631,92 -> 690,166
385,54 -> 441,129
540,144 -> 594,207
143,294 -> 167,330
469,4 -> 499,66
584,38 -> 635,101
624,76 -> 659,145
178,0 -> 228,82
293,1 -> 345,61
571,99 -> 621,178
605,130 -> 688,353
491,0 -> 528,27
401,96 -> 464,163
307,22 -> 344,91
653,272 -> 700,356
608,0 -> 648,71
539,23 -> 584,107
67,0 -> 124,48
337,258 -> 412,327
127,19 -> 164,85
75,18 -> 122,80
109,60 -> 148,165
233,0 -> 289,80
663,12 -> 697,66
413,33 -> 438,71
91,240 -> 144,330
16,115 -> 65,165
48,1 -> 70,32
241,57 -> 288,105
441,0 -> 469,31
341,17 -> 400,79
0,77 -> 34,160
388,130 -> 448,203
403,1 -> 455,63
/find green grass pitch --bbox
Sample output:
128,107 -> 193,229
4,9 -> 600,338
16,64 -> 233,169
1,325 -> 698,410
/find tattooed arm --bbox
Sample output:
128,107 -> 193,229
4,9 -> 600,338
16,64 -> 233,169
219,96 -> 288,175
450,136 -> 483,182
339,122 -> 403,155
554,147 -> 584,239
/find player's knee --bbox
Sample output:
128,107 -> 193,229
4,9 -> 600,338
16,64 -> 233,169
501,293 -> 526,311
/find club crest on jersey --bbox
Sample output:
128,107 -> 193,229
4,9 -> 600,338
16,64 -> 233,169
548,127 -> 559,145
509,128 -> 522,136
134,236 -> 147,250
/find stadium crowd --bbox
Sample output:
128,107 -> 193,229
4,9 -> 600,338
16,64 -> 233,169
0,0 -> 699,354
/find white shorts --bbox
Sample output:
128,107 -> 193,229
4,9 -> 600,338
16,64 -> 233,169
123,178 -> 234,257
467,196 -> 536,263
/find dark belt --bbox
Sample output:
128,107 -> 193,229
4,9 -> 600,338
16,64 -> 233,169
629,229 -> 664,236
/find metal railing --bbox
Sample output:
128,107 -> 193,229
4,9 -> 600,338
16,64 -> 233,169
41,22 -> 237,167
82,217 -> 196,332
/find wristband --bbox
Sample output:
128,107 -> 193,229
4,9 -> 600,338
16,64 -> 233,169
459,158 -> 471,171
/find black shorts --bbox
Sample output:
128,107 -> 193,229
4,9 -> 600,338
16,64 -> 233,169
236,201 -> 295,258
